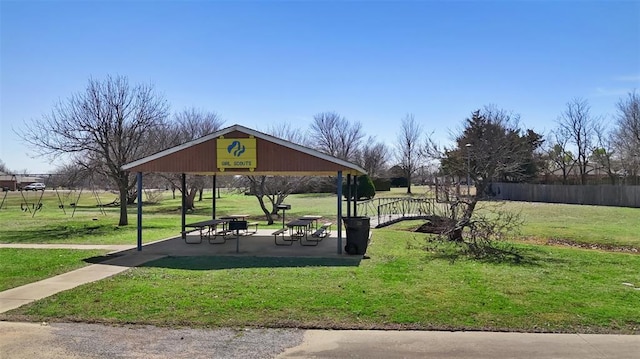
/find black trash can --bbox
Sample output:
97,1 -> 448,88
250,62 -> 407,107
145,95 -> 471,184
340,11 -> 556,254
343,216 -> 371,255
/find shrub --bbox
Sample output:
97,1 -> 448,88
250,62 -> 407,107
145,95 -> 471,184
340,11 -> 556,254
342,175 -> 376,200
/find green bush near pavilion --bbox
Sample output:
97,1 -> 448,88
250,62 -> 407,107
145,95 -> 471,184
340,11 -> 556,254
342,174 -> 376,200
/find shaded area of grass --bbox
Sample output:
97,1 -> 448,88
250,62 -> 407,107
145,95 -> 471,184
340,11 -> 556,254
0,248 -> 109,291
1,223 -> 116,242
4,230 -> 639,334
0,217 -> 181,245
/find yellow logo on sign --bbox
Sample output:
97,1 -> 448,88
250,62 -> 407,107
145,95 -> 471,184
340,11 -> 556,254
217,137 -> 257,171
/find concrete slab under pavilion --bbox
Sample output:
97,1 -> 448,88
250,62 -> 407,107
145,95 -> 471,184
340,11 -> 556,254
116,229 -> 356,259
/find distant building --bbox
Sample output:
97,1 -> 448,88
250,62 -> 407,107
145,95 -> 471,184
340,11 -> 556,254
0,172 -> 44,190
0,172 -> 17,190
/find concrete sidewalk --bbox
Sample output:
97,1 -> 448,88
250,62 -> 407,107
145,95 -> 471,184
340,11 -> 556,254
277,330 -> 640,359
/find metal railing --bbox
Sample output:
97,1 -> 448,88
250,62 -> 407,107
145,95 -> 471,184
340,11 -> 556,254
356,197 -> 443,227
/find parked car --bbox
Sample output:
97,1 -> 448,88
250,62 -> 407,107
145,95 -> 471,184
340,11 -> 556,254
23,183 -> 46,191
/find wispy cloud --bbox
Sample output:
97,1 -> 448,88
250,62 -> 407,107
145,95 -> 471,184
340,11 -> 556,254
591,75 -> 639,97
593,87 -> 633,97
613,74 -> 640,82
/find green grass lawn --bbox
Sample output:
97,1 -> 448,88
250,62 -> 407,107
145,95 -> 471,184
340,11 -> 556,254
2,188 -> 640,249
0,248 -> 109,291
3,229 -> 639,333
1,189 -> 639,333
498,201 -> 640,248
0,189 -> 343,244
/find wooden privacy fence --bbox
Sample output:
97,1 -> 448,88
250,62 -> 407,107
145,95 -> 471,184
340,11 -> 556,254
490,183 -> 640,208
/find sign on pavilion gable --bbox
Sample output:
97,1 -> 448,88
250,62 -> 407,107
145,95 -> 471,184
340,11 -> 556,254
216,136 -> 257,171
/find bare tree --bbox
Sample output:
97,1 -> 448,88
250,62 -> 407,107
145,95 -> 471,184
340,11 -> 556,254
545,128 -> 577,184
243,175 -> 310,224
612,91 -> 640,182
50,162 -> 91,189
556,98 -> 600,185
591,123 -> 619,184
18,76 -> 170,225
266,122 -> 306,145
613,90 -> 640,145
245,123 -> 310,224
172,108 -> 224,145
0,159 -> 9,173
159,108 -> 224,210
355,138 -> 389,179
394,113 -> 423,194
308,112 -> 365,161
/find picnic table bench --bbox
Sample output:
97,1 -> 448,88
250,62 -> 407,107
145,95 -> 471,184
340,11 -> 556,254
312,222 -> 332,238
272,227 -> 292,246
247,221 -> 259,234
301,222 -> 332,246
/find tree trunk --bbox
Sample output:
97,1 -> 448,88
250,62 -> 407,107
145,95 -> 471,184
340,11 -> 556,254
184,188 -> 198,211
579,163 -> 587,185
256,195 -> 274,224
417,215 -> 463,241
417,197 -> 478,243
452,199 -> 478,242
127,190 -> 137,205
198,188 -> 203,202
449,227 -> 464,242
118,180 -> 128,226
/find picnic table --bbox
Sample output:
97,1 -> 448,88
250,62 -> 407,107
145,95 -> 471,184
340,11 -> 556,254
299,215 -> 322,231
288,218 -> 326,246
273,218 -> 311,246
183,218 -> 230,244
287,219 -> 313,239
220,214 -> 249,221
272,216 -> 330,246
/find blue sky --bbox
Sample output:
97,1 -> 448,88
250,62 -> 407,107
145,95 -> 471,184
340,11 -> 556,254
1,0 -> 638,173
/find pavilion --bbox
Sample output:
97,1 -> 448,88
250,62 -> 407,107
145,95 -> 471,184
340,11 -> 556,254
122,124 -> 367,254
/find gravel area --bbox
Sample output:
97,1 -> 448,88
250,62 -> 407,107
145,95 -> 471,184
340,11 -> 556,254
0,322 -> 304,359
